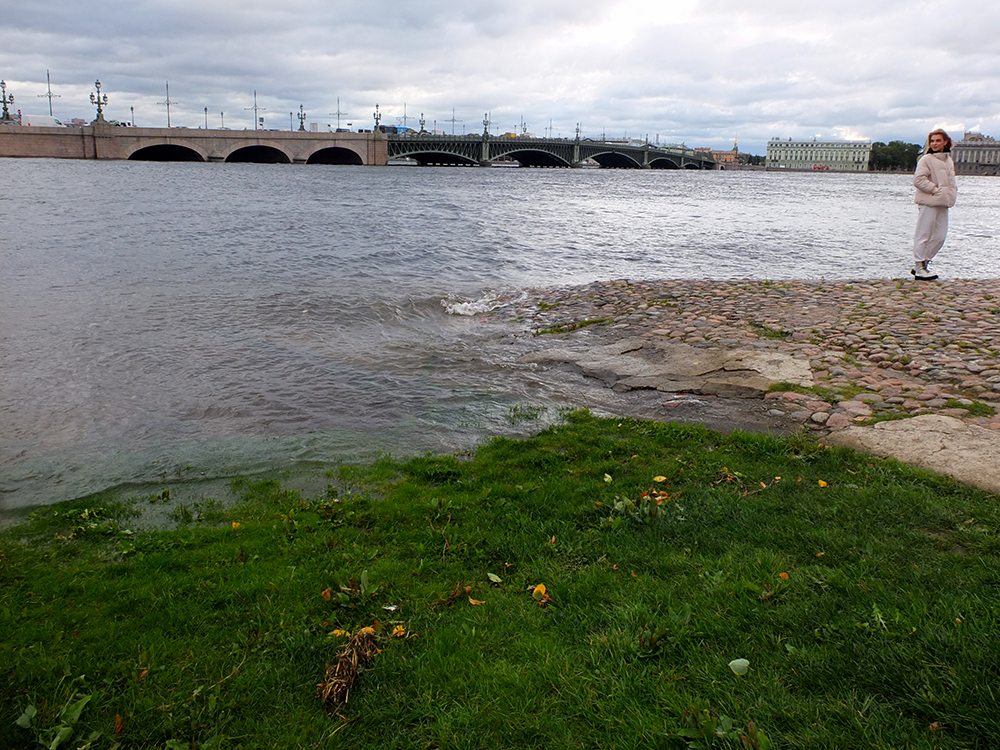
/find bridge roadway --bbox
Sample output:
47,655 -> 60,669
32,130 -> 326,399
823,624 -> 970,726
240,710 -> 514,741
0,123 -> 716,169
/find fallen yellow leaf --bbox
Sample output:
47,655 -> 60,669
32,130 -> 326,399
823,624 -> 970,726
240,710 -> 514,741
779,572 -> 790,580
653,476 -> 667,483
468,597 -> 485,606
392,625 -> 406,637
321,588 -> 332,600
532,583 -> 547,600
818,479 -> 828,487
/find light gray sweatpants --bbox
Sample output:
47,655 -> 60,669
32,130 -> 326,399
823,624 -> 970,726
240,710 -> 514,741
913,205 -> 949,262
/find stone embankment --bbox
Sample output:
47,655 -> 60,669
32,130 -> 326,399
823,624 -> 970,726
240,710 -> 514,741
491,278 -> 1000,432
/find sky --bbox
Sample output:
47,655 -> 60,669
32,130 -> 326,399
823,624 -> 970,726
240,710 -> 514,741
2,0 -> 999,155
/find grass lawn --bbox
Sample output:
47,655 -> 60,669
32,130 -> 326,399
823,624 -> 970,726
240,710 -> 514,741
2,411 -> 998,749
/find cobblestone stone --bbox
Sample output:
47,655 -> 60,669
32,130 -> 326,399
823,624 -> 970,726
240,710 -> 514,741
489,278 -> 1000,431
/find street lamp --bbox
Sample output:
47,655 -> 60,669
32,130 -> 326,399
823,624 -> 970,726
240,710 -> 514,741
204,107 -> 208,129
245,90 -> 265,130
89,80 -> 108,124
0,80 -> 14,122
38,70 -> 60,116
157,82 -> 175,127
297,104 -> 306,132
373,103 -> 380,131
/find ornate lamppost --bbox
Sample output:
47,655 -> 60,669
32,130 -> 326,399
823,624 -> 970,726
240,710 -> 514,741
90,80 -> 108,124
372,103 -> 380,131
1,80 -> 16,123
297,104 -> 307,132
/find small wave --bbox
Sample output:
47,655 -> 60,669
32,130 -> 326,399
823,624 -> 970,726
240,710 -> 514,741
442,289 -> 528,316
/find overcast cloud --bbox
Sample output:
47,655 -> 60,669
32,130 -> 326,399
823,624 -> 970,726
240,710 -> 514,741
2,0 -> 998,154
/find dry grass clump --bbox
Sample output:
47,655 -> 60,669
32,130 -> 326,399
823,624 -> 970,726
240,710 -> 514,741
317,626 -> 381,713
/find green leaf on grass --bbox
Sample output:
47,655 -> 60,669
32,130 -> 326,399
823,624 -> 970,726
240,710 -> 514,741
59,693 -> 93,725
728,658 -> 750,675
16,705 -> 36,728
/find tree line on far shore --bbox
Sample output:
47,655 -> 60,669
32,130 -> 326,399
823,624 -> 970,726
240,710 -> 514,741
868,141 -> 922,171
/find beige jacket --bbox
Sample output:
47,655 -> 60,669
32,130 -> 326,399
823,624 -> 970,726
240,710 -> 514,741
914,152 -> 957,207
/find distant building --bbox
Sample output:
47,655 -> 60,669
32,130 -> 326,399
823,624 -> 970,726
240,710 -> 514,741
696,139 -> 740,165
766,138 -> 872,171
952,132 -> 1000,176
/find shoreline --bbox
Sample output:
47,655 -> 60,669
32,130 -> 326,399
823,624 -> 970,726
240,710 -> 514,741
487,277 -> 1000,432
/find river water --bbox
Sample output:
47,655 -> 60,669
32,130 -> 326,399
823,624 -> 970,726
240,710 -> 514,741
2,159 -> 998,517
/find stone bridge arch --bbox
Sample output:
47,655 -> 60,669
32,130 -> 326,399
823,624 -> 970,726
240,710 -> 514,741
306,146 -> 365,165
127,142 -> 208,162
224,143 -> 292,164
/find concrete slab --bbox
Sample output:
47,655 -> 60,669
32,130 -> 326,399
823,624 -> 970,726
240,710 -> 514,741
826,414 -> 1000,495
518,338 -> 813,398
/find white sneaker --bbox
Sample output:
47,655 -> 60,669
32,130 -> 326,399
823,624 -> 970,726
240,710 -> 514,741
913,260 -> 938,281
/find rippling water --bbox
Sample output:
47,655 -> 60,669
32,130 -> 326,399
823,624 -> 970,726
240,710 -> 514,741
2,159 -> 998,515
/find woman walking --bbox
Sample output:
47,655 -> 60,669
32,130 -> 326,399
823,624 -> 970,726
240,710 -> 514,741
912,128 -> 957,281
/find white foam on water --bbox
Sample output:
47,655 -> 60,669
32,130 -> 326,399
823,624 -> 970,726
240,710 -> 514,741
442,289 -> 528,316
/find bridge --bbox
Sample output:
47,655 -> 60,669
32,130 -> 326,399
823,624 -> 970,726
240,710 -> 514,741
0,123 -> 717,169
0,123 -> 386,164
388,133 -> 716,169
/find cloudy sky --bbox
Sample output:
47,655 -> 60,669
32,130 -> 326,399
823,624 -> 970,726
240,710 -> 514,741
3,0 -> 999,155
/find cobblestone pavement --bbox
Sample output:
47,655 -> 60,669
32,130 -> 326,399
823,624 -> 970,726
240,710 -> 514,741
488,278 -> 1000,431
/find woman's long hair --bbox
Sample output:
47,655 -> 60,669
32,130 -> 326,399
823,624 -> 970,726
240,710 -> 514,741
924,128 -> 953,154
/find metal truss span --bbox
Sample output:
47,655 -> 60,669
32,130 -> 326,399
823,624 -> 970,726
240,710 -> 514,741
387,134 -> 716,170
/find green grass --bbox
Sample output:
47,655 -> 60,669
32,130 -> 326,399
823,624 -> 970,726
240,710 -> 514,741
944,399 -> 996,418
3,411 -> 999,749
748,323 -> 789,340
535,318 -> 610,335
